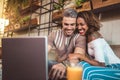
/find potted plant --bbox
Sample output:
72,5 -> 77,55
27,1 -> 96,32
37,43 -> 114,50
6,0 -> 30,18
75,0 -> 88,9
52,0 -> 66,21
5,0 -> 30,31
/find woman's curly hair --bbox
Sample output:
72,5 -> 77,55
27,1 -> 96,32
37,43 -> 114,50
77,11 -> 102,35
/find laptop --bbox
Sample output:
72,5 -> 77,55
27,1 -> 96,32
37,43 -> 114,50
2,36 -> 48,80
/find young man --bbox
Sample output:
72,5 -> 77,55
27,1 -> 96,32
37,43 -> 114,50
48,8 -> 86,80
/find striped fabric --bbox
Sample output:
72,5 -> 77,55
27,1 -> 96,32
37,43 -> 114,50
79,61 -> 120,80
54,29 -> 80,49
48,29 -> 86,58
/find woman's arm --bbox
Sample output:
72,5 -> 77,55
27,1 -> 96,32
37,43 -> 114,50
69,32 -> 105,66
86,32 -> 105,66
83,55 -> 105,66
87,32 -> 105,66
68,53 -> 105,67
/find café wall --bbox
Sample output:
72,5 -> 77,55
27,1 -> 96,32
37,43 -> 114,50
13,9 -> 120,45
2,0 -> 120,46
100,10 -> 120,45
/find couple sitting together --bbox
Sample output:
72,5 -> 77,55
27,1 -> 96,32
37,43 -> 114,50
48,8 -> 120,80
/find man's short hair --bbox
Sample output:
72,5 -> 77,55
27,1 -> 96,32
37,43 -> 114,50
63,8 -> 77,18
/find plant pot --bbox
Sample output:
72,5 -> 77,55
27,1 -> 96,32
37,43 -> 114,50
64,1 -> 76,9
92,0 -> 120,9
14,23 -> 21,29
21,18 -> 38,28
52,10 -> 62,21
8,26 -> 14,31
76,1 -> 91,12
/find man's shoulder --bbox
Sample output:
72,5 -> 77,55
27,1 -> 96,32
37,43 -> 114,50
73,33 -> 86,39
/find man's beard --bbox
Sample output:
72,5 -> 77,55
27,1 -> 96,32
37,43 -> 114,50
64,29 -> 75,37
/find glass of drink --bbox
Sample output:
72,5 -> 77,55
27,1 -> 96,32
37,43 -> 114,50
66,61 -> 83,80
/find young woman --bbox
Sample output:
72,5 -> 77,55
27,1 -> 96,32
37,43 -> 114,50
69,11 -> 120,80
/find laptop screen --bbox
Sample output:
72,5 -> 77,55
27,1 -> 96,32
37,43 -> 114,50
2,36 -> 48,80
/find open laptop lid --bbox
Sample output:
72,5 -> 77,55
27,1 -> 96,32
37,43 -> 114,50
2,36 -> 48,80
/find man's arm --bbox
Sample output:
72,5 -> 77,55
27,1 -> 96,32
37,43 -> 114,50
74,47 -> 85,54
69,35 -> 86,63
70,47 -> 85,63
48,31 -> 66,80
74,35 -> 86,55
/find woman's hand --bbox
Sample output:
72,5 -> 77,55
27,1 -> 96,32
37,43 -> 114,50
49,63 -> 66,80
68,53 -> 86,61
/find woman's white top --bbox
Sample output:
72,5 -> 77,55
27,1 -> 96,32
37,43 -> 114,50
88,38 -> 120,65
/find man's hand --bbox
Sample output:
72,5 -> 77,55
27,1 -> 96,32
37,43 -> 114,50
49,63 -> 66,80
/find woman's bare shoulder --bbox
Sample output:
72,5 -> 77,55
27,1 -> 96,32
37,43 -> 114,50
88,32 -> 102,42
